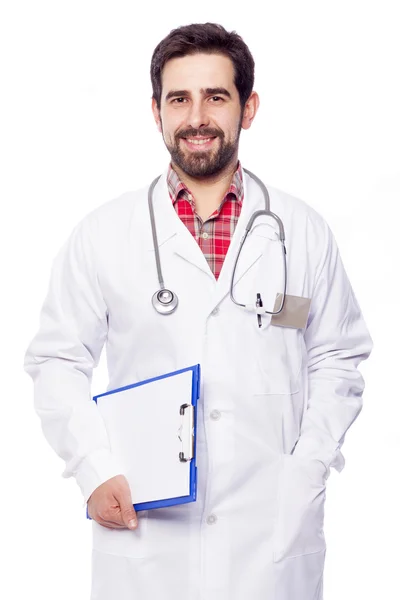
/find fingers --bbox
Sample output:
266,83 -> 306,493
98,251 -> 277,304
115,490 -> 138,529
86,474 -> 138,530
90,504 -> 127,528
96,518 -> 126,529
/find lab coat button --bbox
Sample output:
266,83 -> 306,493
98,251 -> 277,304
210,409 -> 221,421
211,307 -> 220,316
206,514 -> 217,525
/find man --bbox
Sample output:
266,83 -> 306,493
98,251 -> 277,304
24,22 -> 372,600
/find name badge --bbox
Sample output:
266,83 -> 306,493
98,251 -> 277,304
270,293 -> 311,329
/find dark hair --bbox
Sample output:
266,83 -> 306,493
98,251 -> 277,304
150,23 -> 255,110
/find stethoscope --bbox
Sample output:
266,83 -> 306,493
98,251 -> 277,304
148,168 -> 287,317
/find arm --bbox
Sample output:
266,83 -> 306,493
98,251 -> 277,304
293,217 -> 373,473
23,214 -> 124,505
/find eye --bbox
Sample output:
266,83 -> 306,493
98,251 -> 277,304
171,97 -> 188,104
210,96 -> 223,102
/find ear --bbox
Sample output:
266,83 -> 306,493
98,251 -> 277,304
151,98 -> 162,133
241,91 -> 260,130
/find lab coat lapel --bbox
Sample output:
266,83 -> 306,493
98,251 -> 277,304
147,170 -> 281,303
148,172 -> 214,279
173,229 -> 214,278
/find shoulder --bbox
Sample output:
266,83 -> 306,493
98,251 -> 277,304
73,185 -> 149,242
268,184 -> 326,229
243,169 -> 323,223
268,186 -> 339,278
244,171 -> 333,259
88,185 -> 148,223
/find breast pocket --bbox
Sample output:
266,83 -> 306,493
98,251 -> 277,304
92,510 -> 149,559
255,322 -> 303,395
249,321 -> 305,456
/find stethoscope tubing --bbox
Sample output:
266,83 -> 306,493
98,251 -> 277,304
149,168 -> 287,316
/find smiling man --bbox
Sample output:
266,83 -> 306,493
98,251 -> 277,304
155,53 -> 252,176
24,22 -> 372,600
153,49 -> 258,225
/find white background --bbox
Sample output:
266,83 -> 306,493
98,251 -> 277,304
1,1 -> 399,598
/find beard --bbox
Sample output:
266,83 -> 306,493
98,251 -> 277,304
162,123 -> 241,178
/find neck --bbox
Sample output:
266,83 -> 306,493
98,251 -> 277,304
171,157 -> 239,221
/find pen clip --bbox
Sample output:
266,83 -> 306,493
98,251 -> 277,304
256,293 -> 263,328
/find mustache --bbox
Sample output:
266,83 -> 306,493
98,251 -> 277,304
176,128 -> 223,140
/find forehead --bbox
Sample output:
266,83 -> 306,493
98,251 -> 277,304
161,53 -> 237,97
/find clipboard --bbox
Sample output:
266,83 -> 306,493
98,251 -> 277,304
86,364 -> 200,517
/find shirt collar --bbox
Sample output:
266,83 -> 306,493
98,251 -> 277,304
167,161 -> 244,207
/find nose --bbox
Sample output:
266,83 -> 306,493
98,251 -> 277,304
187,99 -> 210,130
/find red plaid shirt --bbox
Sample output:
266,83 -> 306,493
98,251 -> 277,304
167,162 -> 244,280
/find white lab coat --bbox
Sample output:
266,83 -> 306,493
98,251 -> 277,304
24,168 -> 372,600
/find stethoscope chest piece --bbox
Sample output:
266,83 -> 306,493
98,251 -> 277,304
152,289 -> 179,314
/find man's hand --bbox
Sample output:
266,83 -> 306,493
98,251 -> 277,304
87,474 -> 138,530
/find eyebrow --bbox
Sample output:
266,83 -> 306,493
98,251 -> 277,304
165,87 -> 232,101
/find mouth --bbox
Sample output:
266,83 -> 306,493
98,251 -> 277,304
181,136 -> 218,150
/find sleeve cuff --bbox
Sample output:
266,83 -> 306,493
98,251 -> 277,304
67,448 -> 126,506
292,433 -> 345,473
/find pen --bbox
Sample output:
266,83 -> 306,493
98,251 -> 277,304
256,293 -> 263,328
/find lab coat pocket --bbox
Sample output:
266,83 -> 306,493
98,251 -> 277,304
256,324 -> 302,395
273,455 -> 327,562
92,510 -> 149,558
